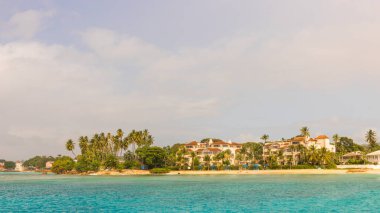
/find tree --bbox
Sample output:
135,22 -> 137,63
260,134 -> 269,143
23,156 -> 56,169
204,155 -> 211,170
104,155 -> 119,169
136,146 -> 167,169
332,134 -> 340,145
308,145 -> 319,165
4,161 -> 16,170
65,139 -> 76,158
51,156 -> 75,174
190,151 -> 196,170
337,137 -> 365,153
126,129 -> 154,153
366,129 -> 378,151
300,127 -> 310,137
200,138 -> 223,143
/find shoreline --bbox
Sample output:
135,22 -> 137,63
84,169 -> 380,176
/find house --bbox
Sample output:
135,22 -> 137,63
183,139 -> 243,167
45,161 -> 54,169
15,161 -> 25,172
0,162 -> 4,171
263,135 -> 336,165
340,151 -> 364,164
366,150 -> 380,164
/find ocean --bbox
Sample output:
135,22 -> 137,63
1,172 -> 379,212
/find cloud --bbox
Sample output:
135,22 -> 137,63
1,10 -> 54,39
3,3 -> 380,160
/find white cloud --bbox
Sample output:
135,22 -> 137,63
1,10 -> 54,39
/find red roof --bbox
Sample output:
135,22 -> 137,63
293,137 -> 306,141
316,135 -> 329,139
204,148 -> 222,152
212,141 -> 229,145
185,141 -> 198,145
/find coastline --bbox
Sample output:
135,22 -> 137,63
83,169 -> 380,176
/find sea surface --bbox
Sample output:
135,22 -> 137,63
0,172 -> 379,212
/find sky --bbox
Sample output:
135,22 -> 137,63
1,0 -> 380,160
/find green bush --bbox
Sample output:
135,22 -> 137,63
52,156 -> 75,174
103,155 -> 118,169
167,166 -> 180,171
4,161 -> 16,170
75,156 -> 100,173
124,160 -> 141,169
149,168 -> 170,174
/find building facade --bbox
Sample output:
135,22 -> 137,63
183,139 -> 243,167
263,135 -> 336,165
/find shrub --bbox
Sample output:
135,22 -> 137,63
52,156 -> 75,174
149,168 -> 170,174
124,160 -> 141,169
103,155 -> 118,169
75,156 -> 100,173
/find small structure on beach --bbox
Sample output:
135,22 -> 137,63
366,150 -> 380,164
45,161 -> 54,169
340,151 -> 364,164
15,161 -> 25,172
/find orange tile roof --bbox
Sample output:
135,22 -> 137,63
293,137 -> 306,141
185,141 -> 198,145
205,148 -> 222,152
212,141 -> 229,145
316,135 -> 329,139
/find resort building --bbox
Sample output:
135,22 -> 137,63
339,151 -> 364,164
366,150 -> 380,164
45,161 -> 54,169
183,139 -> 243,167
263,135 -> 336,165
15,161 -> 25,172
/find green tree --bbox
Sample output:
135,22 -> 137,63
190,151 -> 196,170
65,139 -> 76,158
22,156 -> 56,169
51,156 -> 75,174
300,127 -> 310,137
366,129 -> 378,151
260,134 -> 269,143
136,146 -> 167,169
4,161 -> 16,169
204,155 -> 211,170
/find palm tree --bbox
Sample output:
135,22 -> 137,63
278,149 -> 284,169
65,139 -> 76,158
365,129 -> 378,151
308,145 -> 318,165
190,151 -> 196,170
332,134 -> 340,145
319,147 -> 330,166
204,155 -> 211,170
300,126 -> 310,137
261,134 -> 269,143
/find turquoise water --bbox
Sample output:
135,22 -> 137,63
1,172 -> 380,212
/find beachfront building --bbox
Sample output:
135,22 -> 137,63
340,151 -> 364,164
45,161 -> 54,169
15,161 -> 25,172
0,162 -> 4,171
183,139 -> 243,167
263,135 -> 336,165
366,150 -> 380,164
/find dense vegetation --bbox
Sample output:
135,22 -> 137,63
48,128 -> 380,174
23,156 -> 56,169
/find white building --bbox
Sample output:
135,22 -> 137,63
366,150 -> 380,164
183,139 -> 243,166
15,161 -> 25,172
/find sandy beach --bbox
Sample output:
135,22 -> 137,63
87,169 -> 380,176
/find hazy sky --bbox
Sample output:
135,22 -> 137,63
1,0 -> 380,160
